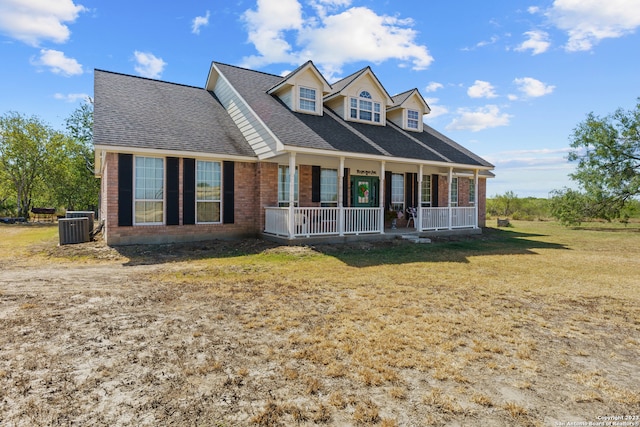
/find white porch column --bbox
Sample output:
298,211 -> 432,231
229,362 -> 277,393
338,157 -> 345,236
288,152 -> 296,238
448,167 -> 453,230
417,165 -> 423,231
380,161 -> 386,234
474,169 -> 479,229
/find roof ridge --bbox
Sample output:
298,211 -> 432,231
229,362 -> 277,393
94,69 -> 204,90
212,61 -> 283,79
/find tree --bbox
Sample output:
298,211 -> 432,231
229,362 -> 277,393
563,99 -> 640,221
47,100 -> 98,211
0,112 -> 65,218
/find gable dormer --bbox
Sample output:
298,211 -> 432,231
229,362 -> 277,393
324,67 -> 393,126
267,61 -> 331,116
387,89 -> 430,132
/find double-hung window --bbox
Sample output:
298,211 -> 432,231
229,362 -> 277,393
320,169 -> 338,207
278,165 -> 299,207
450,177 -> 459,207
350,91 -> 381,123
421,175 -> 432,207
390,173 -> 404,212
196,160 -> 221,223
407,109 -> 419,130
134,156 -> 164,224
299,87 -> 316,112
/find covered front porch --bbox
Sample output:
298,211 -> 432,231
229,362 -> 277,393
264,206 -> 478,239
260,151 -> 486,241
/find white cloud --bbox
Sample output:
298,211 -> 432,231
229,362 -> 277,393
191,10 -> 210,34
514,77 -> 555,97
546,0 -> 640,51
32,49 -> 83,76
133,51 -> 166,79
528,6 -> 541,14
0,0 -> 86,46
54,92 -> 90,103
423,98 -> 449,120
467,80 -> 498,99
425,82 -> 443,93
241,0 -> 304,66
515,30 -> 551,55
241,1 -> 433,78
446,105 -> 512,132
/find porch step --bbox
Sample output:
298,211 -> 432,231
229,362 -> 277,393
400,234 -> 431,244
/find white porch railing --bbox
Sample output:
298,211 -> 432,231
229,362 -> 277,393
451,207 -> 476,229
420,207 -> 476,230
343,207 -> 381,234
421,207 -> 450,230
264,206 -> 476,238
264,207 -> 381,237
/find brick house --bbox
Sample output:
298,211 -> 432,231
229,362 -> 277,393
94,61 -> 494,245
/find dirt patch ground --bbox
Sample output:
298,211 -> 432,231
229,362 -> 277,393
0,227 -> 639,426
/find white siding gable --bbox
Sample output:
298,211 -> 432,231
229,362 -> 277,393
213,71 -> 282,159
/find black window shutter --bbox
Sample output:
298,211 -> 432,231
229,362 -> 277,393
166,157 -> 179,225
118,154 -> 133,227
183,158 -> 195,225
342,168 -> 350,206
384,171 -> 392,210
311,166 -> 321,203
223,161 -> 234,224
405,173 -> 418,209
432,174 -> 439,207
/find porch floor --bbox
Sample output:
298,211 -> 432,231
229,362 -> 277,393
262,226 -> 481,245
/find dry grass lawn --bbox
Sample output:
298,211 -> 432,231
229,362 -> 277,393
0,221 -> 639,426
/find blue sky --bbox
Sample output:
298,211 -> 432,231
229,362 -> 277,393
1,0 -> 639,198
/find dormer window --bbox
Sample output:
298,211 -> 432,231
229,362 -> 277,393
407,109 -> 419,130
350,91 -> 381,123
299,87 -> 316,112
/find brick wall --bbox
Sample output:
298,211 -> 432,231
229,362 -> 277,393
102,153 -> 260,245
478,178 -> 487,227
438,175 -> 449,207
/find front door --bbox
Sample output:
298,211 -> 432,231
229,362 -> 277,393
351,176 -> 379,207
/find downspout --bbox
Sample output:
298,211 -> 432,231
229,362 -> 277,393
380,161 -> 386,234
474,169 -> 479,229
339,157 -> 345,236
448,167 -> 453,230
417,165 -> 423,231
288,153 -> 296,238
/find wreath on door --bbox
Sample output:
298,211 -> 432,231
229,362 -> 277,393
358,183 -> 369,197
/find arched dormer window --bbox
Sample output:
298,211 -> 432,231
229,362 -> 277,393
350,91 -> 381,123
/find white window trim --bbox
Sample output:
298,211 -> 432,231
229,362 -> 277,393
469,178 -> 476,206
390,173 -> 404,211
407,109 -> 420,130
421,174 -> 431,207
451,177 -> 459,207
320,168 -> 338,207
278,165 -> 299,207
349,91 -> 383,124
196,160 -> 222,224
133,156 -> 164,226
298,86 -> 317,113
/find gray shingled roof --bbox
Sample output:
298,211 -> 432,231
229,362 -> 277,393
95,64 -> 493,170
214,62 -> 493,168
94,70 -> 255,157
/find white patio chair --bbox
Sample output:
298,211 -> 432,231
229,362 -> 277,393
406,207 -> 417,227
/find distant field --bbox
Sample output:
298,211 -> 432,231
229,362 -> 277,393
0,221 -> 638,426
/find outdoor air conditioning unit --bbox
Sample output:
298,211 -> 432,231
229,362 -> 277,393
65,211 -> 95,232
59,217 -> 90,245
